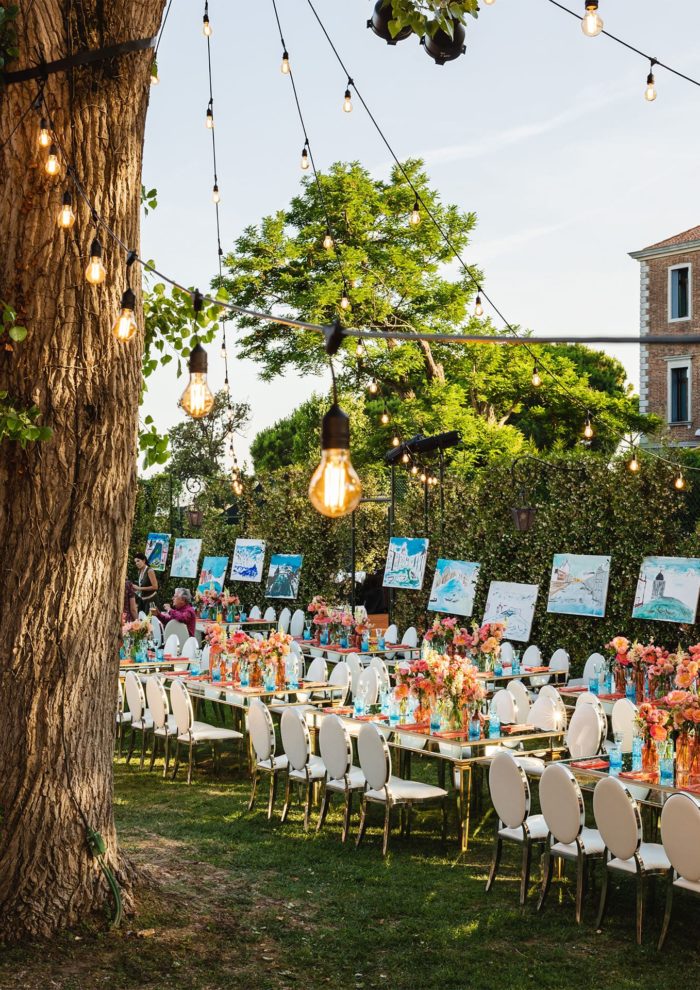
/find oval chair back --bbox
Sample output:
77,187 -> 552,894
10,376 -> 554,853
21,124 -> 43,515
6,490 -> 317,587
593,776 -> 642,862
368,656 -> 390,694
163,619 -> 188,649
170,679 -> 193,737
356,667 -> 379,706
583,652 -> 605,681
281,708 -> 311,773
567,702 -> 604,760
384,624 -> 398,644
507,679 -> 531,722
538,685 -> 567,727
328,661 -> 351,706
345,653 -> 363,697
305,655 -> 328,682
249,605 -> 262,620
289,609 -> 305,637
164,634 -> 180,656
263,606 -> 276,622
320,715 -> 352,781
278,607 -> 291,633
124,670 -> 146,722
489,752 -> 529,829
491,688 -> 517,724
550,648 -> 570,677
150,615 -> 164,646
146,675 -> 169,731
357,723 -> 391,792
500,641 -> 515,665
661,792 -> 700,882
201,644 -> 210,668
249,699 -> 276,763
575,690 -> 599,707
181,636 -> 198,659
402,626 -> 418,649
522,644 -> 541,666
611,698 -> 637,753
528,694 -> 557,731
540,762 -> 584,846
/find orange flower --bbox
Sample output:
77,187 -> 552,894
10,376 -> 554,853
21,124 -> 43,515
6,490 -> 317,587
650,724 -> 667,741
394,683 -> 409,700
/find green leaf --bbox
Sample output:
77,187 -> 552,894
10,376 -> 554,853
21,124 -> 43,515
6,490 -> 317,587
8,324 -> 27,342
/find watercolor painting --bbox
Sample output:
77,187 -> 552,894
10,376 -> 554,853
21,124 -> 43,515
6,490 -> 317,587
382,537 -> 429,591
231,539 -> 266,583
632,556 -> 700,624
197,556 -> 229,595
265,554 -> 303,599
428,559 -> 480,617
169,538 -> 202,579
482,582 -> 539,642
145,532 -> 170,572
546,553 -> 611,618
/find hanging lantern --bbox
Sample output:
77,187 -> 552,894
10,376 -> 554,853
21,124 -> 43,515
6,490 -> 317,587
511,506 -> 536,533
421,19 -> 466,65
187,505 -> 204,528
367,1 -> 412,44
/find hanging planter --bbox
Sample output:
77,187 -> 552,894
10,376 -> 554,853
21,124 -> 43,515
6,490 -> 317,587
421,19 -> 466,65
367,1 -> 412,45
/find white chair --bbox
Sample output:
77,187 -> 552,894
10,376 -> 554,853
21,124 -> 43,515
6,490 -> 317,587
491,688 -> 517,725
163,619 -> 188,650
569,652 -> 606,688
263,606 -> 276,622
346,652 -> 363,698
170,679 -> 243,785
317,715 -> 366,841
527,693 -> 558,731
512,692 -> 562,776
124,670 -> 152,769
356,723 -> 448,856
293,655 -> 328,706
500,641 -> 515,665
164,633 -> 180,657
575,690 -> 599,708
611,698 -> 637,753
593,776 -> 671,945
150,615 -> 164,646
248,700 -> 288,819
485,751 -> 548,905
537,762 -> 605,922
289,608 -> 305,638
566,700 -> 607,760
658,793 -> 700,950
398,626 -> 418,658
201,644 -> 211,669
522,644 -> 541,666
145,675 -> 178,777
249,605 -> 262,619
181,636 -> 198,659
327,660 -> 351,706
278,607 -> 291,633
356,667 -> 379,707
507,679 -> 531,723
280,708 -> 326,830
138,610 -> 147,620
116,678 -> 132,757
384,623 -> 398,644
369,656 -> 390,695
549,648 -> 570,685
538,685 -> 568,727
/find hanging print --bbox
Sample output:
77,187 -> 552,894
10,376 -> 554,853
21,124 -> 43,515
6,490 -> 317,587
428,559 -> 480,617
231,539 -> 266,583
632,556 -> 700,624
170,538 -> 202,579
145,532 -> 171,572
382,537 -> 430,591
265,554 -> 304,599
197,556 -> 229,595
546,553 -> 611,618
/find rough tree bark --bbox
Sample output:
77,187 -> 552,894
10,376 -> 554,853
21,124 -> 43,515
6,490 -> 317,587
0,0 -> 165,940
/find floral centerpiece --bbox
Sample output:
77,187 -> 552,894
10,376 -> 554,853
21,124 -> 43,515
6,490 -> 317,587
662,689 -> 700,785
424,616 -> 460,654
674,646 -> 700,690
195,588 -> 223,619
227,630 -> 294,689
605,637 -> 672,700
635,701 -> 670,773
470,621 -> 506,671
221,590 -> 240,622
395,650 -> 485,729
121,617 -> 152,661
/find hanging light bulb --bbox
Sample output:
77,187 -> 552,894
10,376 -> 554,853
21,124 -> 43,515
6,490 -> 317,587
343,87 -> 353,113
206,106 -> 214,128
301,146 -> 309,170
355,342 -> 363,357
410,201 -> 421,227
38,118 -> 51,148
308,403 -> 362,518
401,451 -> 410,464
281,50 -> 290,74
532,363 -> 542,387
323,228 -> 333,250
583,413 -> 594,440
411,464 -> 419,476
150,61 -> 159,85
627,449 -> 640,473
380,409 -> 390,425
581,1 -> 603,37
202,13 -> 212,36
45,144 -> 60,176
219,337 -> 226,359
368,380 -> 378,395
392,434 -> 400,447
475,293 -> 484,317
212,183 -> 221,204
420,470 -> 427,483
674,472 -> 686,491
180,342 -> 215,418
340,292 -> 350,311
645,65 -> 657,102
57,190 -> 75,229
85,237 -> 106,285
112,288 -> 138,342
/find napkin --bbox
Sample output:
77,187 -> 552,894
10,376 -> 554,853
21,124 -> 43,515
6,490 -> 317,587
524,666 -> 549,674
501,723 -> 537,735
570,757 -> 610,770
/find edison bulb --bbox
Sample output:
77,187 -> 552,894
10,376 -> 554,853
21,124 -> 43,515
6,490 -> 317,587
411,464 -> 418,476
281,50 -> 290,74
38,119 -> 51,148
355,343 -> 363,357
301,148 -> 309,170
45,145 -> 60,176
581,3 -> 603,36
675,473 -> 685,491
645,73 -> 657,102
401,452 -> 410,464
309,449 -> 362,518
483,0 -> 495,4
420,471 -> 427,483
57,196 -> 75,229
532,367 -> 542,387
343,89 -> 353,113
368,381 -> 378,395
323,231 -> 333,250
206,108 -> 214,128
212,183 -> 221,204
628,453 -> 640,473
475,294 -> 484,317
380,411 -> 390,425
340,294 -> 350,310
583,419 -> 594,440
410,202 -> 420,226
392,435 -> 400,447
181,372 -> 215,418
85,249 -> 106,285
202,14 -> 212,36
113,308 -> 137,342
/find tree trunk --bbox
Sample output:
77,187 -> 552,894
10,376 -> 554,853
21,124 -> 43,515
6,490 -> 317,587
0,1 -> 165,940
417,339 -> 444,383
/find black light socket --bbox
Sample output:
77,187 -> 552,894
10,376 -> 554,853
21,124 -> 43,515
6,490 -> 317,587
321,403 -> 350,450
188,342 -> 208,374
120,287 -> 136,311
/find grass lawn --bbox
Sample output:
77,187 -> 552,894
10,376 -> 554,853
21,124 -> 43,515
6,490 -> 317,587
2,722 -> 700,989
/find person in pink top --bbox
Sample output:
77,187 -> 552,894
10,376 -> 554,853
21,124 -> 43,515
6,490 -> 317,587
151,588 -> 197,639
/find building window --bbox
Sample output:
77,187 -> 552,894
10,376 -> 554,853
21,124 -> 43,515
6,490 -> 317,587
669,265 -> 691,321
668,360 -> 691,423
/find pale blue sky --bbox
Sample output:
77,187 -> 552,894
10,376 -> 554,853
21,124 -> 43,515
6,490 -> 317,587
141,0 -> 700,466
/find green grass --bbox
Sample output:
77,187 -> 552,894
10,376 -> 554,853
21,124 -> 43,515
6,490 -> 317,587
1,721 -> 700,989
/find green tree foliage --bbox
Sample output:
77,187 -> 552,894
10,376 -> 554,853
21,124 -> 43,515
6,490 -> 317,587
383,0 -> 479,38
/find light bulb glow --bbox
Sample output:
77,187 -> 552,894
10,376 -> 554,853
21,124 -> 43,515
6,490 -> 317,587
627,450 -> 640,473
355,343 -> 363,357
301,147 -> 309,170
202,14 -> 212,36
343,89 -> 353,113
392,435 -> 400,447
368,381 -> 378,395
180,371 -> 215,418
85,256 -> 106,285
401,452 -> 410,464
483,0 -> 495,4
308,448 -> 362,518
581,2 -> 603,36
38,120 -> 51,148
323,231 -> 333,250
113,308 -> 138,342
475,293 -> 484,317
206,108 -> 214,128
57,199 -> 75,229
281,50 -> 290,74
583,417 -> 594,440
675,473 -> 685,491
410,202 -> 420,226
645,73 -> 657,102
532,366 -> 542,387
45,146 -> 60,176
380,411 -> 390,425
340,294 -> 350,310
212,184 -> 221,204
420,471 -> 427,483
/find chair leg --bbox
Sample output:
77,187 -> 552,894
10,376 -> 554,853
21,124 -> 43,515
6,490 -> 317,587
657,875 -> 674,951
139,729 -> 148,771
485,833 -> 503,892
303,780 -> 313,832
596,864 -> 610,929
248,769 -> 259,810
575,853 -> 586,925
268,770 -> 279,820
520,840 -> 533,906
162,734 -> 170,779
441,798 -> 448,843
187,740 -> 194,785
382,802 -> 392,857
149,734 -> 158,772
635,873 -> 645,945
537,847 -> 554,912
172,740 -> 180,779
126,727 -> 135,765
316,786 -> 331,834
342,791 -> 353,843
356,796 -> 368,849
117,721 -> 124,758
281,774 -> 292,823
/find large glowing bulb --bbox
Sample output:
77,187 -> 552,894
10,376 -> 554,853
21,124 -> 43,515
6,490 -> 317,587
85,237 -> 106,285
281,50 -> 290,74
301,147 -> 309,170
583,416 -> 594,440
340,293 -> 350,310
113,288 -> 138,342
212,183 -> 221,204
38,118 -> 51,148
45,144 -> 60,176
410,201 -> 420,226
57,191 -> 75,229
675,472 -> 685,491
475,293 -> 484,317
323,229 -> 333,250
645,71 -> 657,102
308,404 -> 362,518
532,365 -> 542,387
343,88 -> 353,113
627,451 -> 640,473
202,13 -> 212,36
206,107 -> 214,128
581,2 -> 603,36
180,344 -> 215,418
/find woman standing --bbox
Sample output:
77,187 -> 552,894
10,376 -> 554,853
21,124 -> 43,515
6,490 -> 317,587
134,551 -> 158,609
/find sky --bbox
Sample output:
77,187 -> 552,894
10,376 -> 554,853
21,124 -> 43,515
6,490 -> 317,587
140,0 -> 700,468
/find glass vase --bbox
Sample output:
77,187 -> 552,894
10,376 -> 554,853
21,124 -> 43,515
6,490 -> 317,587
641,739 -> 659,775
135,640 -> 147,663
676,730 -> 700,787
